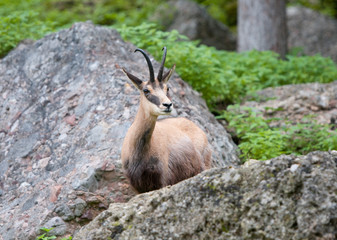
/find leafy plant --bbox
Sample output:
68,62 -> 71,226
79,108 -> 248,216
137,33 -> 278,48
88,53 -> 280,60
36,228 -> 72,240
36,228 -> 56,240
194,0 -> 237,30
1,0 -> 337,162
39,0 -> 163,27
0,0 -> 164,57
288,0 -> 337,18
219,105 -> 337,161
0,10 -> 55,57
117,23 -> 337,106
219,106 -> 288,160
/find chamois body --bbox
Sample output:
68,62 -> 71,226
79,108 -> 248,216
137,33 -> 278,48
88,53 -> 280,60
121,47 -> 211,193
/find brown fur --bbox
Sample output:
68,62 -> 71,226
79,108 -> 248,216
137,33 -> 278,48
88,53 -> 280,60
121,48 -> 211,193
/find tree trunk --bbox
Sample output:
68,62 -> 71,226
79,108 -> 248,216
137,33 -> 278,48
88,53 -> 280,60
238,0 -> 288,59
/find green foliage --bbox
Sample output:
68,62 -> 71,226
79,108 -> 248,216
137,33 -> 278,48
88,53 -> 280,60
0,0 -> 163,57
39,0 -> 163,27
119,23 -> 337,160
117,23 -> 337,106
36,228 -> 72,240
0,0 -> 54,57
194,0 -> 237,29
36,228 -> 56,240
286,119 -> 337,153
0,10 -> 55,57
288,0 -> 337,18
220,105 -> 337,161
219,106 -> 288,160
1,0 -> 337,161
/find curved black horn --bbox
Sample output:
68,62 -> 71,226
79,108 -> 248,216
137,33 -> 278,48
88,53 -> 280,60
157,46 -> 167,82
135,48 -> 155,83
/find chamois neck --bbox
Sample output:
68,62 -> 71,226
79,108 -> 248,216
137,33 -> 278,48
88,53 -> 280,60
130,100 -> 158,154
134,100 -> 158,124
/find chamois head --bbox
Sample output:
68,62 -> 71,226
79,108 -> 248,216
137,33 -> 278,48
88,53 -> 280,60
123,47 -> 176,116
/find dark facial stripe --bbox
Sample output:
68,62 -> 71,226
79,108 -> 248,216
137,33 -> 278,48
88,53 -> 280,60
167,90 -> 171,100
146,94 -> 160,106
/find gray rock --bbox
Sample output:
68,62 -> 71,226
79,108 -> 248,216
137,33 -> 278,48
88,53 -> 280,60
72,198 -> 87,217
74,151 -> 337,239
0,22 -> 239,239
71,167 -> 99,192
7,133 -> 39,159
287,6 -> 337,62
21,193 -> 39,212
153,0 -> 236,51
55,203 -> 75,221
42,217 -> 67,236
243,80 -> 337,126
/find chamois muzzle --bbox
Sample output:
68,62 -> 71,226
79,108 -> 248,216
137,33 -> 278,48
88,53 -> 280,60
163,102 -> 172,112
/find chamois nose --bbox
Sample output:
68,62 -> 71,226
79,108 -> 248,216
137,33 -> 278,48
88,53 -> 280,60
163,103 -> 172,109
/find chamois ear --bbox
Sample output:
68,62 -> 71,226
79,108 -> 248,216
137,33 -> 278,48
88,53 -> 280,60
122,68 -> 143,90
162,64 -> 176,83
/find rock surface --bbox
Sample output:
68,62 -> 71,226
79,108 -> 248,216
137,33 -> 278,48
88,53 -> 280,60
243,80 -> 337,127
287,6 -> 337,62
74,151 -> 337,239
153,0 -> 236,51
0,22 -> 239,239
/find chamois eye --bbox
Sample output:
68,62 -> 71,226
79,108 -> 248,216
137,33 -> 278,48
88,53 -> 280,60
167,87 -> 170,92
143,89 -> 150,95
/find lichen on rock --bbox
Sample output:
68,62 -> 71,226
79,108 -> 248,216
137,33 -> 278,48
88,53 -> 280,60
74,151 -> 337,240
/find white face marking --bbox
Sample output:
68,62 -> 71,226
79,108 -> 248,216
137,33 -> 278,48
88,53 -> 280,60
142,81 -> 173,116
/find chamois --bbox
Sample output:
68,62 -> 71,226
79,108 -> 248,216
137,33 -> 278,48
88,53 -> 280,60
121,47 -> 211,193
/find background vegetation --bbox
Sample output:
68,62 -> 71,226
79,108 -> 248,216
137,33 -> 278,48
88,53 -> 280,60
219,105 -> 337,160
1,0 -> 337,161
